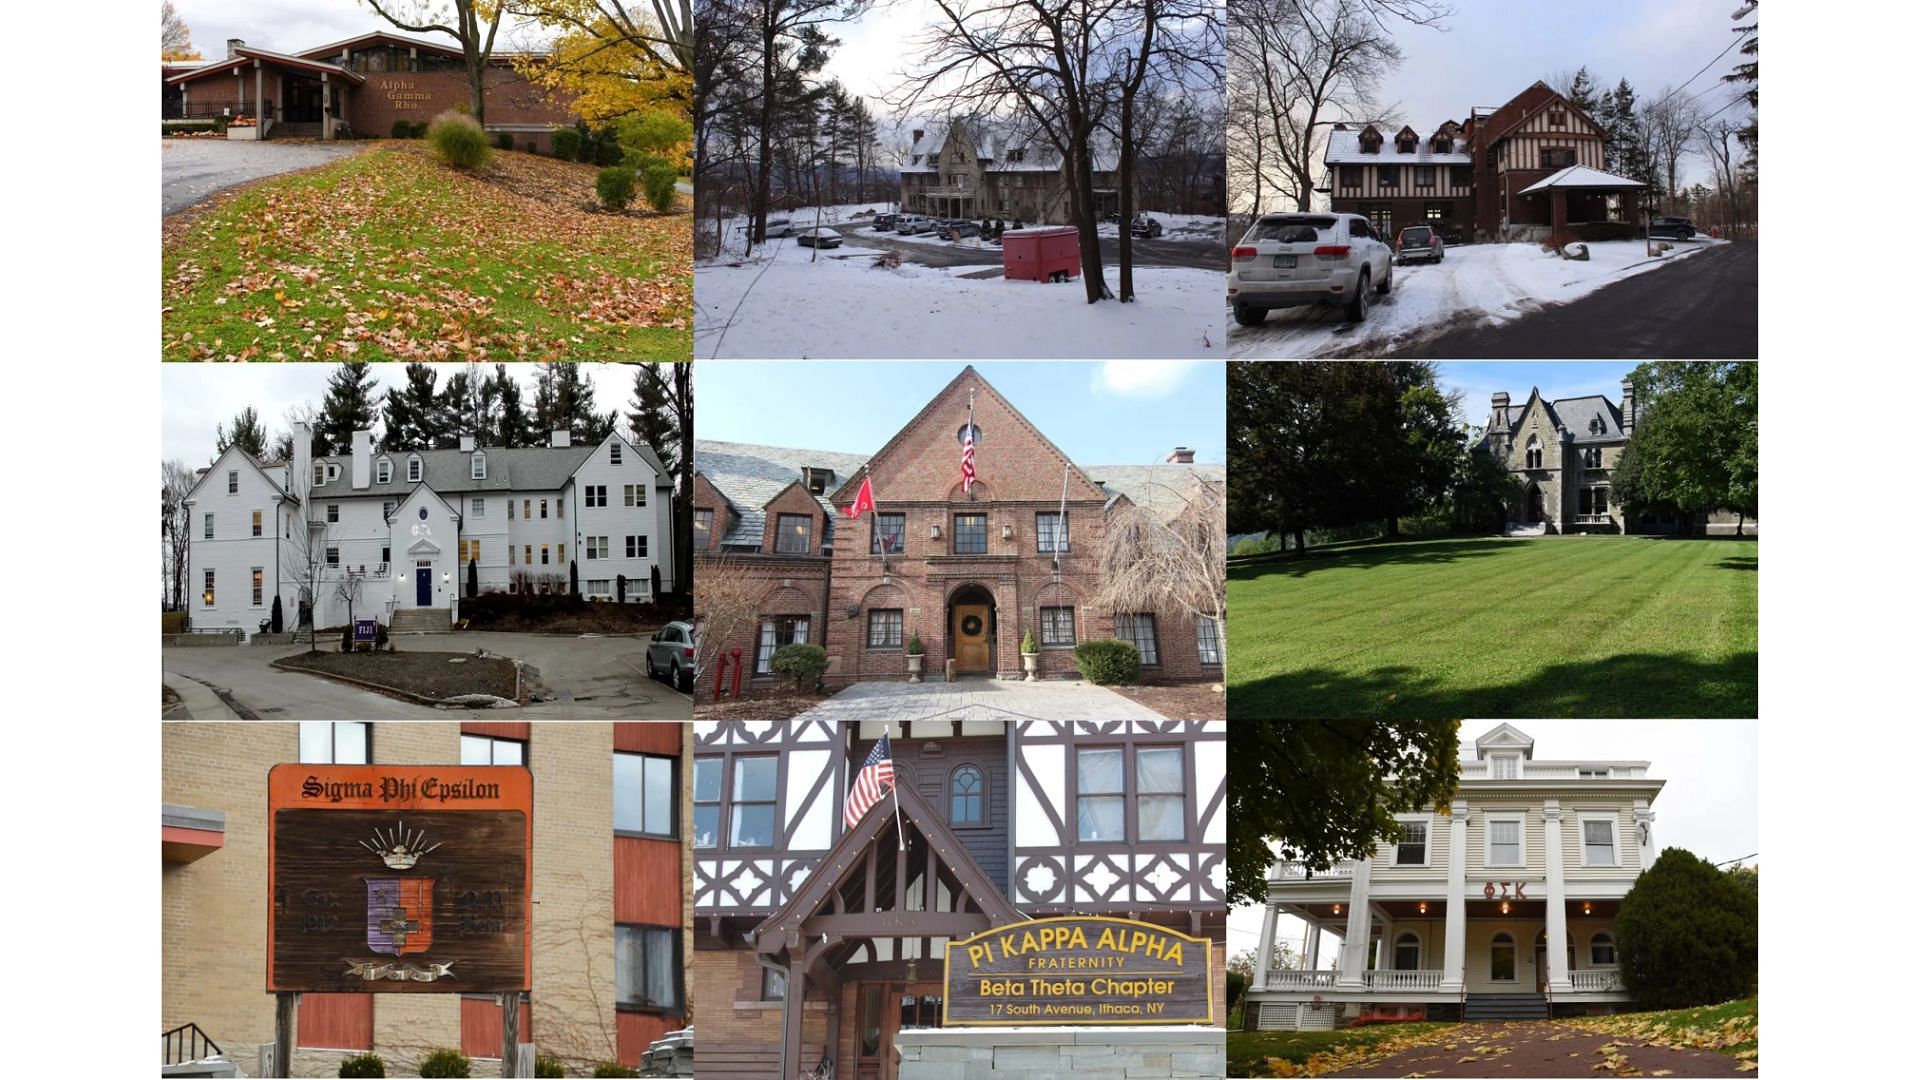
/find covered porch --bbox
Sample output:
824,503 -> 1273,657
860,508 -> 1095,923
1514,165 -> 1645,236
165,47 -> 366,139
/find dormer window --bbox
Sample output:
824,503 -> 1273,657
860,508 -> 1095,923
376,457 -> 392,484
407,455 -> 422,483
802,467 -> 832,495
610,443 -> 622,465
326,463 -> 340,482
1008,148 -> 1025,163
1358,127 -> 1382,154
312,463 -> 325,487
1491,754 -> 1519,780
471,452 -> 486,480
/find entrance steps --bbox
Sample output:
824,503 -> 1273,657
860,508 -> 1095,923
390,608 -> 451,634
276,122 -> 323,138
1503,522 -> 1548,537
1463,992 -> 1550,1020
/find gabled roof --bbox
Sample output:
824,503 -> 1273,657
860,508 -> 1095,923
166,47 -> 367,85
1481,81 -> 1606,148
293,29 -> 467,61
1519,164 -> 1646,194
311,444 -> 597,498
1478,388 -> 1626,451
1473,722 -> 1535,759
901,120 -> 1113,173
567,430 -> 667,485
695,440 -> 872,550
185,443 -> 297,505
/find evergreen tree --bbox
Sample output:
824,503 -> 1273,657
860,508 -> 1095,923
534,362 -> 615,445
315,361 -> 380,456
1600,79 -> 1661,203
626,363 -> 682,477
491,365 -> 535,448
216,407 -> 269,459
1564,66 -> 1598,116
382,364 -> 453,451
1615,849 -> 1758,1009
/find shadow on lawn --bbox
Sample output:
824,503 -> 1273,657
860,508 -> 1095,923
1717,555 -> 1758,572
1228,538 -> 1515,581
1228,650 -> 1758,719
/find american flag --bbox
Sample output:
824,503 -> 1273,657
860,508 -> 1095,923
844,733 -> 898,830
961,424 -> 977,494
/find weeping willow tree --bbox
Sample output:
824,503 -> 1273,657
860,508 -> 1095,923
1091,470 -> 1226,672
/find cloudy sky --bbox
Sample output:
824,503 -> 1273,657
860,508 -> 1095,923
160,363 -> 637,464
697,361 -> 1225,466
1226,720 -> 1761,970
169,0 -> 556,58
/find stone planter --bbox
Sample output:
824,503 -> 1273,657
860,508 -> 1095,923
226,124 -> 261,141
905,653 -> 923,683
1021,651 -> 1039,681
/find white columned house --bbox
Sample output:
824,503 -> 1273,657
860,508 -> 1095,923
1245,724 -> 1662,1030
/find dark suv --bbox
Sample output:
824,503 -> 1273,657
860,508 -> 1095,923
1393,224 -> 1445,265
1648,216 -> 1698,240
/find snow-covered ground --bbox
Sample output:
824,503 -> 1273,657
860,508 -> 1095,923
1228,237 -> 1724,359
1096,212 -> 1227,242
715,206 -> 1224,251
695,238 -> 1223,359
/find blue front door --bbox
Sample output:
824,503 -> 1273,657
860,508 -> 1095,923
416,566 -> 433,606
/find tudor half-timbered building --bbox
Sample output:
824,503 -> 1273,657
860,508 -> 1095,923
693,719 -> 1227,1080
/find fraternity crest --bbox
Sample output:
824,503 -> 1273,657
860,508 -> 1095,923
366,877 -> 434,956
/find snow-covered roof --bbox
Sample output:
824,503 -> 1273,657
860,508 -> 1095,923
901,121 -> 1113,174
1324,125 -> 1469,165
1519,165 -> 1645,194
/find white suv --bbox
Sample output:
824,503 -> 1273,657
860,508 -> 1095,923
1228,211 -> 1394,326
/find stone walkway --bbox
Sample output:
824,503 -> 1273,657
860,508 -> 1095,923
1321,1020 -> 1755,1077
790,679 -> 1172,721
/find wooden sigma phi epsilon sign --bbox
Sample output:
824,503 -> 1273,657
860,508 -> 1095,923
943,916 -> 1214,1026
267,764 -> 532,993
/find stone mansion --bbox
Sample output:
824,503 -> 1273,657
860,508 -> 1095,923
186,423 -> 674,636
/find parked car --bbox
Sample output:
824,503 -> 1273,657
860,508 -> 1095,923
871,213 -> 898,231
797,227 -> 843,249
1648,216 -> 1698,240
1131,213 -> 1164,239
895,214 -> 933,235
645,620 -> 697,692
1393,224 -> 1444,265
937,220 -> 980,240
1228,211 -> 1393,326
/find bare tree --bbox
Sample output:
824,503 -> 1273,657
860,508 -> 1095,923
1091,470 -> 1227,673
1643,87 -> 1702,215
281,461 -> 338,654
363,0 -> 505,123
629,362 -> 693,599
739,0 -> 872,248
161,1 -> 194,55
162,461 -> 196,611
692,552 -> 770,703
1697,116 -> 1751,239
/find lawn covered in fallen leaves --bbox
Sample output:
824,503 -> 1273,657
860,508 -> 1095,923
1565,997 -> 1759,1062
162,142 -> 691,360
1228,1023 -> 1459,1077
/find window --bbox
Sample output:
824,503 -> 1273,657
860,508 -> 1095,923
867,608 -> 903,649
774,514 -> 812,554
871,513 -> 906,555
1426,205 -> 1445,223
251,568 -> 264,607
1582,816 -> 1618,866
1196,616 -> 1223,666
1583,446 -> 1603,468
539,499 -> 548,519
252,511 -> 263,537
461,539 -> 480,565
1339,165 -> 1362,188
626,535 -> 647,558
586,485 -> 607,508
624,484 -> 646,508
407,456 -> 422,482
377,458 -> 392,483
540,544 -> 550,565
694,509 -> 713,546
326,503 -> 339,524
1036,512 -> 1069,553
508,499 -> 516,521
1076,748 -> 1125,841
299,721 -> 369,764
1395,819 -> 1428,865
949,765 -> 984,825
383,501 -> 396,520
1590,932 -> 1616,966
1394,931 -> 1421,971
523,499 -> 531,520
381,545 -> 390,566
1548,108 -> 1567,128
1116,613 -> 1159,666
692,757 -> 720,848
1524,437 -> 1543,470
203,569 -> 215,606
471,452 -> 486,480
1487,816 -> 1524,866
326,546 -> 340,567
587,536 -> 608,560
204,512 -> 214,540
1490,932 -> 1516,982
610,443 -> 622,465
1378,165 -> 1399,188
1578,767 -> 1611,779
756,616 -> 809,674
227,470 -> 239,494
1137,746 -> 1185,841
1540,147 -> 1575,169
523,544 -> 532,567
1452,165 -> 1473,188
762,966 -> 787,1001
313,463 -> 326,487
1492,754 -> 1519,779
730,756 -> 777,846
1040,606 -> 1076,647
615,752 -> 675,837
952,513 -> 987,554
615,925 -> 681,1010
1415,166 -> 1436,188
471,497 -> 484,519
461,734 -> 524,766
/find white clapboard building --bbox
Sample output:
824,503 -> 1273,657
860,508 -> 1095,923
1246,723 -> 1663,1029
186,423 -> 674,636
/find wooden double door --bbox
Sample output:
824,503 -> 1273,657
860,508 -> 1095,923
853,980 -> 944,1080
951,603 -> 992,673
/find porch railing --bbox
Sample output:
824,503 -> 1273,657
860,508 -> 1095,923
1569,969 -> 1625,992
1363,969 -> 1443,991
1262,970 -> 1337,991
1270,861 -> 1354,881
179,100 -> 277,120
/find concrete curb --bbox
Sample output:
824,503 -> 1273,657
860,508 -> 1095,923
270,656 -> 522,710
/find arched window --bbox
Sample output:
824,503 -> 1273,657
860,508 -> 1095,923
1590,932 -> 1616,966
949,765 -> 984,826
1393,931 -> 1421,971
1490,932 -> 1516,982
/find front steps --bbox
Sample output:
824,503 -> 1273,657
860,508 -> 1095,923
389,608 -> 451,634
1463,992 -> 1549,1020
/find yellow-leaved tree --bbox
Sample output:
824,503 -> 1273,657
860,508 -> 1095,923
511,2 -> 693,167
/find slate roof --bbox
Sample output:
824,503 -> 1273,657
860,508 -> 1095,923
1478,392 -> 1626,452
308,438 -> 666,500
901,121 -> 1117,173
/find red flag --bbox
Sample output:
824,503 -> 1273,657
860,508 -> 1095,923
841,474 -> 876,518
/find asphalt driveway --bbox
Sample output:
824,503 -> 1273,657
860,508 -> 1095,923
161,138 -> 364,215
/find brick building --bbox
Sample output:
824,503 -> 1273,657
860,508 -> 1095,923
692,367 -> 1225,694
1325,82 -> 1643,241
899,120 -> 1123,222
161,722 -> 690,1076
164,31 -> 575,151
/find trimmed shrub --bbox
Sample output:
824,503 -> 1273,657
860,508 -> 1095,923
552,126 -> 583,162
495,129 -> 515,152
770,643 -> 829,690
162,611 -> 188,634
427,111 -> 492,170
1021,628 -> 1038,654
1074,639 -> 1141,685
1614,848 -> 1759,1009
418,1049 -> 472,1078
391,119 -> 413,139
1225,970 -> 1247,1023
411,120 -> 431,138
593,135 -> 626,167
615,109 -> 693,170
338,1053 -> 386,1078
642,163 -> 679,213
533,1057 -> 565,1078
590,1064 -> 640,1079
906,630 -> 924,656
597,166 -> 638,211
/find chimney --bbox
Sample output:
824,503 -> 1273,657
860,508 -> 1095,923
1166,447 -> 1196,464
293,422 -> 314,496
226,38 -> 246,58
1332,122 -> 1348,131
1620,380 -> 1636,437
351,429 -> 373,489
550,429 -> 570,448
459,434 -> 476,453
1492,391 -> 1510,415
912,129 -> 925,144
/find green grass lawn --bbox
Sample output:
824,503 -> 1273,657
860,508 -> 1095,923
162,142 -> 690,361
1564,996 -> 1759,1058
1227,536 -> 1757,718
1228,1022 -> 1455,1074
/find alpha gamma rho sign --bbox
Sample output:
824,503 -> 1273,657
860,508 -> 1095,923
267,764 -> 532,993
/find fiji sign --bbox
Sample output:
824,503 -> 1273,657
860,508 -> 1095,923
267,764 -> 532,993
943,916 -> 1213,1026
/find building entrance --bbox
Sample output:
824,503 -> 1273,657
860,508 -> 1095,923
854,980 -> 945,1080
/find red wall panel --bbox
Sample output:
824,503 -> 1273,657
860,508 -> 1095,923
615,836 -> 682,926
460,996 -> 532,1059
614,722 -> 682,755
461,721 -> 532,740
297,993 -> 372,1050
617,1010 -> 678,1068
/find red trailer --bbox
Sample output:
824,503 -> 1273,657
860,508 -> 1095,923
1001,226 -> 1081,282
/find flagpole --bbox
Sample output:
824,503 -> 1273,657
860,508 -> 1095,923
1055,463 -> 1069,573
892,767 -> 906,852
